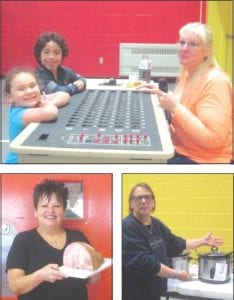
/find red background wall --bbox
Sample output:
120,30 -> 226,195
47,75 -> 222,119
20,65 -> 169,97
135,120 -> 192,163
2,173 -> 112,300
2,1 -> 206,77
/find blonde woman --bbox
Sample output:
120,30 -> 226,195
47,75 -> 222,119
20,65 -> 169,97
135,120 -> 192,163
138,22 -> 232,164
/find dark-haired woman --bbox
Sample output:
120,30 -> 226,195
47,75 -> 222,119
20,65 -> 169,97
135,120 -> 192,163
122,182 -> 224,300
34,32 -> 86,95
6,179 -> 99,300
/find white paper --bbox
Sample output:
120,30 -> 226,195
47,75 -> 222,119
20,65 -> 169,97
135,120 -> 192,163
214,262 -> 228,281
59,258 -> 112,279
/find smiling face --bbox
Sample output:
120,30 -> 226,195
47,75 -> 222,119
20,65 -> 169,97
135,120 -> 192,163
130,186 -> 155,220
7,72 -> 41,108
35,193 -> 65,229
40,41 -> 63,76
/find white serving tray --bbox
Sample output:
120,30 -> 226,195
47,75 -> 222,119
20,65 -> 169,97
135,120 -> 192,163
59,258 -> 112,279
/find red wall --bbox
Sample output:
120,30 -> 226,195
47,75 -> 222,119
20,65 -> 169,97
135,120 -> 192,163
2,1 -> 206,77
2,173 -> 112,300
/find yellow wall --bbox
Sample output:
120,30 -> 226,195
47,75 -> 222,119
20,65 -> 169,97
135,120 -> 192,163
122,174 -> 233,257
206,1 -> 233,81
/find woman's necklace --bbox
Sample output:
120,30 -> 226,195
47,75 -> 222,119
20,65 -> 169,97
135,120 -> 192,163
145,222 -> 153,235
47,233 -> 64,248
51,238 -> 58,246
37,228 -> 65,248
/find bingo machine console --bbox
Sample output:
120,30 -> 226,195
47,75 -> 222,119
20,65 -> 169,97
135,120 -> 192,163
10,88 -> 174,163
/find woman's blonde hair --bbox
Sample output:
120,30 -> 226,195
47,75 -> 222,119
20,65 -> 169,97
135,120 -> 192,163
180,22 -> 217,66
175,22 -> 220,95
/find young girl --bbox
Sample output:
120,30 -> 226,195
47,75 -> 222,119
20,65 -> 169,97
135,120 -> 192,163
4,67 -> 70,163
34,32 -> 86,95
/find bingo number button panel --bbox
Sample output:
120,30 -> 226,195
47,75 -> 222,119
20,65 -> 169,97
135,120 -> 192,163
22,89 -> 162,151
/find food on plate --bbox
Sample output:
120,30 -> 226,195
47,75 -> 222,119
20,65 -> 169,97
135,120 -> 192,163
63,242 -> 104,271
127,80 -> 145,88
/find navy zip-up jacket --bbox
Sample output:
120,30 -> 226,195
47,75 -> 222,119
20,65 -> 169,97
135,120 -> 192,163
122,214 -> 186,300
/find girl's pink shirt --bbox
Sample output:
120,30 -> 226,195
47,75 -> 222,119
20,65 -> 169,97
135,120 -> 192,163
170,68 -> 233,163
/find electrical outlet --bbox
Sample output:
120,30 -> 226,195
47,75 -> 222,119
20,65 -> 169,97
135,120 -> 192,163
99,57 -> 104,64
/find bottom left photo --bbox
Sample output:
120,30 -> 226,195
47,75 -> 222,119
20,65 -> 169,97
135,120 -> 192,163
2,173 -> 112,300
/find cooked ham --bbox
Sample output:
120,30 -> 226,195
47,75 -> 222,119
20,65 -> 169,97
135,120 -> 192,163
63,242 -> 104,271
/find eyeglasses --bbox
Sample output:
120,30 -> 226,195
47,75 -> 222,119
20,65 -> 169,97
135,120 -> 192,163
132,194 -> 154,202
177,39 -> 200,49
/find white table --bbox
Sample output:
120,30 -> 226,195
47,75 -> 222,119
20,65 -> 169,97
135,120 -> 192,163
167,265 -> 233,300
9,78 -> 174,164
177,278 -> 233,300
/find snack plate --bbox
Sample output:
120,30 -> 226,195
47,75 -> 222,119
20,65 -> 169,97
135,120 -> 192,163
59,258 -> 112,279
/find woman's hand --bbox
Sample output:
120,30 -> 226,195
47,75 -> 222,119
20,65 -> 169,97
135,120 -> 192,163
136,83 -> 158,93
7,264 -> 66,295
137,84 -> 178,112
38,264 -> 66,283
186,232 -> 224,250
156,263 -> 192,281
203,232 -> 224,247
156,91 -> 178,113
176,271 -> 193,281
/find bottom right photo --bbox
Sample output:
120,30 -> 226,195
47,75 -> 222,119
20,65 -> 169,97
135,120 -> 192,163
122,173 -> 233,300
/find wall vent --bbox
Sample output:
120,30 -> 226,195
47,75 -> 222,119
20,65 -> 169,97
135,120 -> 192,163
119,43 -> 180,77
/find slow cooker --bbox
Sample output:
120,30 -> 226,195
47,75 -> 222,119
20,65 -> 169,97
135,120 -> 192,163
168,251 -> 190,273
198,246 -> 232,284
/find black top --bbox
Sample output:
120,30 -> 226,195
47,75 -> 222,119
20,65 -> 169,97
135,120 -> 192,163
6,228 -> 89,300
35,66 -> 86,95
122,214 -> 186,300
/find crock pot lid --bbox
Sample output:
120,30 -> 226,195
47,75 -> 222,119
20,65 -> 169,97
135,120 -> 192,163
200,251 -> 230,258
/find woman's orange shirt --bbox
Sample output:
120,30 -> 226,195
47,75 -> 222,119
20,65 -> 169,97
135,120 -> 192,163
170,68 -> 233,163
